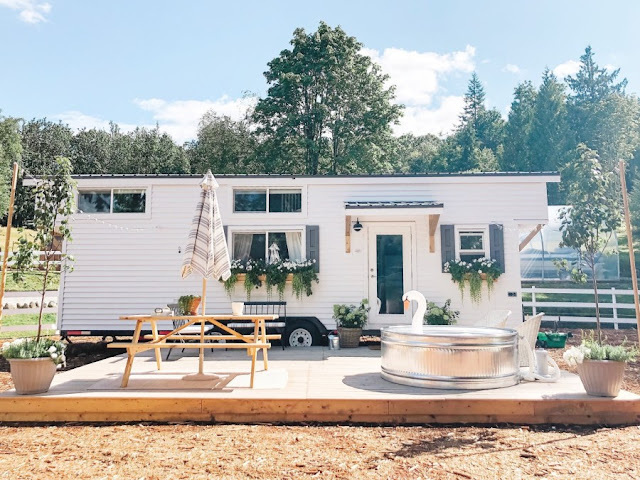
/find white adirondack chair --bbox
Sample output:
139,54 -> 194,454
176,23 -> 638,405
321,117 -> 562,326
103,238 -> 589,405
516,312 -> 544,367
474,310 -> 512,328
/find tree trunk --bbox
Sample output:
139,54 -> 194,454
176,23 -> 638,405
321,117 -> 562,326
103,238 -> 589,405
591,265 -> 602,345
36,260 -> 50,342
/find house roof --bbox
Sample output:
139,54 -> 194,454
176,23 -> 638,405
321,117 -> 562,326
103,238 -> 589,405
344,201 -> 443,209
67,171 -> 558,179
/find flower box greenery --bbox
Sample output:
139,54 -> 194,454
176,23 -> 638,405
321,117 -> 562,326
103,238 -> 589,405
222,258 -> 318,300
177,295 -> 201,315
443,258 -> 502,303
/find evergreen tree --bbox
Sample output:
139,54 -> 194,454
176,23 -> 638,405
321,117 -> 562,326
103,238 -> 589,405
454,73 -> 505,171
501,81 -> 537,171
529,69 -> 570,172
566,46 -> 639,171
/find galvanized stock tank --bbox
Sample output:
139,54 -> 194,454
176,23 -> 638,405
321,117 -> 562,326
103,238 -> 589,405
381,326 -> 519,389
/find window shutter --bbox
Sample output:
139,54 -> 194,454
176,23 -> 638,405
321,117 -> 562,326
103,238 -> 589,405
306,225 -> 320,273
440,224 -> 455,272
489,224 -> 505,273
223,226 -> 228,243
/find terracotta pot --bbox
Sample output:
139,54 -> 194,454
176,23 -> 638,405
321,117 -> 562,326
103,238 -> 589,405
189,297 -> 201,315
338,327 -> 362,348
577,360 -> 626,397
9,357 -> 57,395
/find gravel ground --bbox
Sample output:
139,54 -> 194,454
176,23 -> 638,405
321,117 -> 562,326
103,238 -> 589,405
0,329 -> 638,479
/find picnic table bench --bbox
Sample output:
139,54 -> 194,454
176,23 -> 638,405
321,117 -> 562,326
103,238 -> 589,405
108,314 -> 280,388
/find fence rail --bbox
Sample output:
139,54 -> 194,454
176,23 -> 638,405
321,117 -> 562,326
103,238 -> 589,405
1,251 -> 62,270
522,286 -> 638,329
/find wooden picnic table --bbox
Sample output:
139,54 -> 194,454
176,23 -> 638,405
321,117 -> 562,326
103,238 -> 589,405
108,314 -> 280,388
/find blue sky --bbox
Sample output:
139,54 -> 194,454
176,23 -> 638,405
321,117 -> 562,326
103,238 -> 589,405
0,0 -> 638,143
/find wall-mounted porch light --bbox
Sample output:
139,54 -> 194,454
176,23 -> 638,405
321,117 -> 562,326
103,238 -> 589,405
353,218 -> 363,232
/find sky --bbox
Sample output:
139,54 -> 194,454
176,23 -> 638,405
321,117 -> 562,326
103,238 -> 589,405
0,0 -> 638,144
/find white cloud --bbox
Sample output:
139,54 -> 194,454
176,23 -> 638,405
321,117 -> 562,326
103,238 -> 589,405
604,63 -> 617,72
553,60 -> 581,79
0,0 -> 51,23
503,64 -> 521,75
362,45 -> 475,136
52,96 -> 257,144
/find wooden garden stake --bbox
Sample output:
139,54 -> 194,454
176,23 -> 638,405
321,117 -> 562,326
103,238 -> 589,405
0,162 -> 20,329
619,160 -> 640,339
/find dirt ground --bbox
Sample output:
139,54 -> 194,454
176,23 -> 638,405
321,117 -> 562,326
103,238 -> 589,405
0,329 -> 639,479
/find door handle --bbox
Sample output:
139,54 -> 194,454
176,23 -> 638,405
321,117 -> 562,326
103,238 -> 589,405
370,275 -> 377,278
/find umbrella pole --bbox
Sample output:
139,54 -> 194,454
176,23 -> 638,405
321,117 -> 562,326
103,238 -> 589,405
199,278 -> 207,374
184,278 -> 219,381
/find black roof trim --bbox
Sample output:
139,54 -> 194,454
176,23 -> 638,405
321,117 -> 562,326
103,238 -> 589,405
345,201 -> 443,209
69,171 -> 559,179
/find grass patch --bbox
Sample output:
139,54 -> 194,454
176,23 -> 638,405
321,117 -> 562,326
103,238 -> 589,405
4,272 -> 60,292
0,329 -> 55,339
0,227 -> 36,251
1,313 -> 56,327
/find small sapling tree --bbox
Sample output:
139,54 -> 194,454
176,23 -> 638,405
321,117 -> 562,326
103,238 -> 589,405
12,156 -> 75,341
557,144 -> 620,344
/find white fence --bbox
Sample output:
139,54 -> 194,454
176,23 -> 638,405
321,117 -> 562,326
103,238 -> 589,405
522,286 -> 638,330
3,251 -> 62,270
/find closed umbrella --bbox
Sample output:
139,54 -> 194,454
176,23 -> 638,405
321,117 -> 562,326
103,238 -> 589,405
181,170 -> 231,380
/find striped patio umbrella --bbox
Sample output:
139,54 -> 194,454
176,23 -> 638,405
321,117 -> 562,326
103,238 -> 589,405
181,170 -> 231,312
180,171 -> 231,380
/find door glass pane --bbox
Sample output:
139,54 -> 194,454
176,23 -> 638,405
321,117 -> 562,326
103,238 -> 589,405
376,235 -> 404,314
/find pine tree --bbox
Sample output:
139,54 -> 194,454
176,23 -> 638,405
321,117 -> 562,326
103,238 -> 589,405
566,46 -> 638,171
459,72 -> 486,131
501,81 -> 537,171
529,69 -> 570,172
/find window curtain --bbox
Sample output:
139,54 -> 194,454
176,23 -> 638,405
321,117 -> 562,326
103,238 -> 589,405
285,232 -> 303,261
233,234 -> 253,261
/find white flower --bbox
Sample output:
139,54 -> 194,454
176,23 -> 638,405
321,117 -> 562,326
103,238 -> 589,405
478,270 -> 482,274
48,345 -> 57,353
2,343 -> 9,351
50,352 -> 58,359
563,346 -> 585,367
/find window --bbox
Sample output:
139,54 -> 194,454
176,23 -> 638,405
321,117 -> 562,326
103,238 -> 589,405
233,188 -> 302,213
457,229 -> 488,262
77,188 -> 146,214
232,230 -> 303,262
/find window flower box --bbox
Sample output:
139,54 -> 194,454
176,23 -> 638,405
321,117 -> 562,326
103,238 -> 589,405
443,258 -> 502,303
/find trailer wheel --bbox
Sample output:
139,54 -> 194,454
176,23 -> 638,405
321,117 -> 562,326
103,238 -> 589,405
286,321 -> 320,347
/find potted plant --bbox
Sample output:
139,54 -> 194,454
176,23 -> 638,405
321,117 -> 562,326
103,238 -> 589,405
1,338 -> 66,394
178,295 -> 201,315
333,299 -> 370,348
563,333 -> 638,397
424,299 -> 459,325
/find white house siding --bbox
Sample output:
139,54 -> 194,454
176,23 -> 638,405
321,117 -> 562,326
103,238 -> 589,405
57,175 -> 555,333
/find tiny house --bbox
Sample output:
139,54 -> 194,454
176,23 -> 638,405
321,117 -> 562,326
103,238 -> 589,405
45,172 -> 558,345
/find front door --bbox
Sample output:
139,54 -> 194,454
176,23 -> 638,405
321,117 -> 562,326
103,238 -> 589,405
367,225 -> 413,326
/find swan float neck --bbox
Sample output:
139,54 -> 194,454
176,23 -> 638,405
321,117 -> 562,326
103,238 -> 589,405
402,290 -> 427,332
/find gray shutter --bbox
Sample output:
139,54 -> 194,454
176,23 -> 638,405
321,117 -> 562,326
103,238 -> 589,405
489,224 -> 505,273
223,226 -> 228,244
306,225 -> 320,273
440,224 -> 455,272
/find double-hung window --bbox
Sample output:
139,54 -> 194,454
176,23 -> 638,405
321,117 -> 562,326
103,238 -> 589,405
77,188 -> 147,214
457,228 -> 488,262
233,188 -> 302,213
232,230 -> 304,263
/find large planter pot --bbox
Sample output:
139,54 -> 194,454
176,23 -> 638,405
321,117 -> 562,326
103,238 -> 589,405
576,360 -> 626,397
338,327 -> 362,348
9,358 -> 57,395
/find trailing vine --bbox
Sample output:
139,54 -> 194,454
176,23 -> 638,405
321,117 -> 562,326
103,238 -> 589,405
443,258 -> 502,304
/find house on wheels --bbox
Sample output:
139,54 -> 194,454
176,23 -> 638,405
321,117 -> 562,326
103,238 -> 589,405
44,172 -> 558,346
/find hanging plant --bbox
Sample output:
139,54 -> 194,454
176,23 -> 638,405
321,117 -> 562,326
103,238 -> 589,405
265,262 -> 288,301
286,259 -> 318,299
243,259 -> 263,301
443,258 -> 502,304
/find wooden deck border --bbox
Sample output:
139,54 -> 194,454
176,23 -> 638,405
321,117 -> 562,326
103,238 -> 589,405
0,396 -> 638,425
